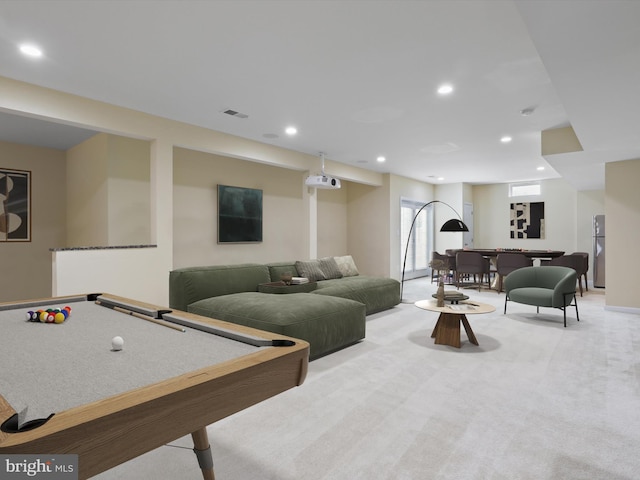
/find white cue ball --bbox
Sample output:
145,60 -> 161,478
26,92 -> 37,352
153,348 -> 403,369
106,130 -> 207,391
111,336 -> 124,351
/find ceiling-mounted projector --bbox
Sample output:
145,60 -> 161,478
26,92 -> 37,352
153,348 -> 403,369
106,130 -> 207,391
306,152 -> 341,189
305,175 -> 341,189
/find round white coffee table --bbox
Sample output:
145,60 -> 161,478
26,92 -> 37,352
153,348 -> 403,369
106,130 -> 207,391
415,299 -> 496,348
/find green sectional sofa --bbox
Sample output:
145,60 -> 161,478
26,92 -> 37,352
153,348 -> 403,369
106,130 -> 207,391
169,258 -> 400,359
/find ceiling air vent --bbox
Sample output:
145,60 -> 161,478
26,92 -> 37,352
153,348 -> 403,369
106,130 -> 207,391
222,109 -> 248,119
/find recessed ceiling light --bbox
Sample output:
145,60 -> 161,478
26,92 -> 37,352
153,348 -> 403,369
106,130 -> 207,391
285,126 -> 297,135
19,43 -> 43,58
537,166 -> 545,171
437,84 -> 454,95
437,177 -> 445,181
376,156 -> 386,163
500,136 -> 512,143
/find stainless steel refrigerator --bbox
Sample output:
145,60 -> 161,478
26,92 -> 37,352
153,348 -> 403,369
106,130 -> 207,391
593,215 -> 605,288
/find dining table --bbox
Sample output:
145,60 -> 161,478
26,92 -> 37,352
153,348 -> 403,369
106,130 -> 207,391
445,249 -> 566,290
446,248 -> 565,259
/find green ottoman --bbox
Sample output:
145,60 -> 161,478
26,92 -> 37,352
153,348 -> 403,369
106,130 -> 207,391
187,292 -> 366,360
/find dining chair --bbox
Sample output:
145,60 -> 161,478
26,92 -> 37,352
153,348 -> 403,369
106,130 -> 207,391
496,253 -> 533,293
570,252 -> 589,294
455,251 -> 490,291
430,251 -> 448,283
549,254 -> 585,296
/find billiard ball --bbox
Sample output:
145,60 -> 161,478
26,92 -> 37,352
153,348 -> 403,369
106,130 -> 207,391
111,336 -> 124,351
54,312 -> 66,324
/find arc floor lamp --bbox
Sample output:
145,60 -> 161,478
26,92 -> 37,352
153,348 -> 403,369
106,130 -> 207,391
400,200 -> 469,300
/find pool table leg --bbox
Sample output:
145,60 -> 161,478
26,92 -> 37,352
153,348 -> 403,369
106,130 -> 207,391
192,427 -> 215,480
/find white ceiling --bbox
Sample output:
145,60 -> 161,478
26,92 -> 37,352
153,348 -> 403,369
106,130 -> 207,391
1,0 -> 639,191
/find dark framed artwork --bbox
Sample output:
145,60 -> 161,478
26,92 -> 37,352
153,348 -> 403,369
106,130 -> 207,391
0,168 -> 31,242
510,201 -> 544,239
217,185 -> 263,243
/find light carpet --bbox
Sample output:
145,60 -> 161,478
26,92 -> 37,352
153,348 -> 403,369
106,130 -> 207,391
94,280 -> 640,479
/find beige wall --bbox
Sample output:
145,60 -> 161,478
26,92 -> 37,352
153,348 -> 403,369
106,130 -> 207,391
172,147 -> 350,269
173,148 -> 311,268
66,134 -> 108,245
473,178 -> 581,255
317,186 -> 348,259
605,159 -> 640,309
66,133 -> 150,247
347,179 -> 391,277
0,141 -> 66,301
107,135 -> 151,245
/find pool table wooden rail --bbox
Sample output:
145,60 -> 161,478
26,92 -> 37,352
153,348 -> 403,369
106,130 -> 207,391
0,294 -> 309,479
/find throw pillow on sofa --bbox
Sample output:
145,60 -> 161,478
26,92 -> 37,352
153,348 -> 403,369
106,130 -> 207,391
319,257 -> 343,279
295,260 -> 327,282
334,255 -> 359,277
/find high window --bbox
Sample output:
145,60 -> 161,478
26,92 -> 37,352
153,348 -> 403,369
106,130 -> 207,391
509,181 -> 541,197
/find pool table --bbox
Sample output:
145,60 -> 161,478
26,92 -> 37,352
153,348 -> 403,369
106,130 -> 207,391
0,293 -> 309,479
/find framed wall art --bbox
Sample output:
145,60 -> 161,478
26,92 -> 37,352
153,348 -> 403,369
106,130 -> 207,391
510,201 -> 544,239
217,184 -> 263,243
0,168 -> 31,242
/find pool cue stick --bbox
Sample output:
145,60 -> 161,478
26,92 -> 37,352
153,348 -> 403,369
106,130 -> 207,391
95,300 -> 186,332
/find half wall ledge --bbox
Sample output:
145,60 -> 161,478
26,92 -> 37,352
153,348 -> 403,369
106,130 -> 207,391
50,245 -> 157,251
